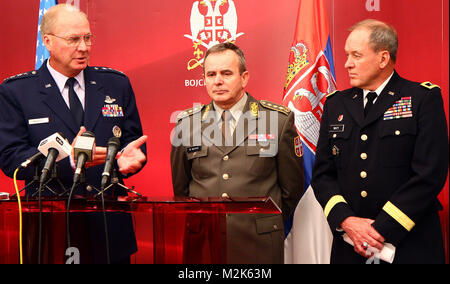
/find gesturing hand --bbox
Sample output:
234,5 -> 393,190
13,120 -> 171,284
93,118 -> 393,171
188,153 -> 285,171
116,135 -> 148,175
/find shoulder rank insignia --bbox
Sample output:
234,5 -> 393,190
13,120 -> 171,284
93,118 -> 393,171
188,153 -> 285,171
93,66 -> 125,76
420,81 -> 440,90
260,100 -> 290,115
326,90 -> 338,98
3,70 -> 38,84
176,104 -> 204,122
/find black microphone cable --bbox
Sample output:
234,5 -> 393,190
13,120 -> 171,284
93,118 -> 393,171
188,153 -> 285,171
66,182 -> 78,252
100,184 -> 111,264
37,174 -> 45,264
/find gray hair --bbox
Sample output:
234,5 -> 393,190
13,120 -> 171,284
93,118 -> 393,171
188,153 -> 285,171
204,42 -> 247,74
350,19 -> 398,63
41,4 -> 88,35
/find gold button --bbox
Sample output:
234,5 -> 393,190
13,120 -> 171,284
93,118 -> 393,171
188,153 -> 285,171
221,193 -> 229,198
273,224 -> 278,230
360,171 -> 367,179
223,173 -> 229,180
361,134 -> 368,141
333,134 -> 337,138
395,130 -> 401,136
223,155 -> 229,161
361,191 -> 368,198
360,153 -> 368,160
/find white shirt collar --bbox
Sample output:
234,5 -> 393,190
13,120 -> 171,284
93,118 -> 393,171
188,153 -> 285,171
363,71 -> 394,98
213,92 -> 248,123
46,58 -> 85,92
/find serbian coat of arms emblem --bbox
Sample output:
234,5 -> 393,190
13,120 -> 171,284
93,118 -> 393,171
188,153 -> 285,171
184,0 -> 244,71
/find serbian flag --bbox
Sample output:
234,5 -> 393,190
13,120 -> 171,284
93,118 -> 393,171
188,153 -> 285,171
282,0 -> 336,264
35,0 -> 57,69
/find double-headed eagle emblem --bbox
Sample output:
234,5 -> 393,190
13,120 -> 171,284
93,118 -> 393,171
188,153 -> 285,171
184,0 -> 244,70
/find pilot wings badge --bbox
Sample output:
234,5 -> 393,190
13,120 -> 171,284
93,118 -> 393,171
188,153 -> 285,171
184,0 -> 245,71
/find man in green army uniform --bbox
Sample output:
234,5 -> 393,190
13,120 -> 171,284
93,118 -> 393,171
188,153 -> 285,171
170,43 -> 304,264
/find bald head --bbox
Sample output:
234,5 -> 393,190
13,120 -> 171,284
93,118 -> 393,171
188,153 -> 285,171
41,4 -> 89,35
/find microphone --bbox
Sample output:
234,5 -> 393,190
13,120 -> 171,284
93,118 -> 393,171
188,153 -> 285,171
101,137 -> 121,189
73,131 -> 96,184
38,132 -> 72,184
20,152 -> 45,169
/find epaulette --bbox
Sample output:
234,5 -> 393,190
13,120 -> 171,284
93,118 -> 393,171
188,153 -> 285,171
260,100 -> 291,115
3,70 -> 38,84
326,90 -> 338,98
92,66 -> 126,76
176,104 -> 204,122
420,81 -> 440,90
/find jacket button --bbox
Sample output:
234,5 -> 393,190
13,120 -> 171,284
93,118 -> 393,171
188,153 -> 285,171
223,173 -> 230,180
222,192 -> 229,198
360,153 -> 368,160
395,130 -> 401,135
333,134 -> 337,138
361,191 -> 368,198
360,171 -> 367,179
361,134 -> 368,141
223,155 -> 229,161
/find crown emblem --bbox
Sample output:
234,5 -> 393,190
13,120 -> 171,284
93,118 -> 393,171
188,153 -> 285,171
284,43 -> 310,91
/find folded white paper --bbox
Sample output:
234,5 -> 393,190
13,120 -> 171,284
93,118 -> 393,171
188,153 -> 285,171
342,233 -> 396,263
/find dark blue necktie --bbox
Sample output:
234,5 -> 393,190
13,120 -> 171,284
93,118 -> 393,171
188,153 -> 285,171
364,92 -> 378,117
66,78 -> 84,126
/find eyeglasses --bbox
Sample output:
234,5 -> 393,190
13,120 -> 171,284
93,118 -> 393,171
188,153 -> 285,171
48,33 -> 94,46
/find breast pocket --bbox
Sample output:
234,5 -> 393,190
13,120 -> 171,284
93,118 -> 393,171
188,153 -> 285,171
379,120 -> 417,167
245,143 -> 276,177
328,124 -> 352,169
186,146 -> 211,179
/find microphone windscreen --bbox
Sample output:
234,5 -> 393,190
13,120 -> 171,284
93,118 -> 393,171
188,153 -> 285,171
37,132 -> 72,162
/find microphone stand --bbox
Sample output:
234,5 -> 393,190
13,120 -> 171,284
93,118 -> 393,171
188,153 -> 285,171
31,165 -> 65,198
94,169 -> 142,199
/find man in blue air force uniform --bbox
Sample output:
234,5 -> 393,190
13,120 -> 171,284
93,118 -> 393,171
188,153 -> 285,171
0,4 -> 147,263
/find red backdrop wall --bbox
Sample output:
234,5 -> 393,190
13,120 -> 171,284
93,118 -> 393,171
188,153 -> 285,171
1,0 -> 448,258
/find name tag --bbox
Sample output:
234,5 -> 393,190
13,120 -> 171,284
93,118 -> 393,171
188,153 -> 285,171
187,146 -> 202,153
28,117 -> 49,125
329,124 -> 344,132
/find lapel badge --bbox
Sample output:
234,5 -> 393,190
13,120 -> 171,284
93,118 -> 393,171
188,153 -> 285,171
250,102 -> 259,118
332,145 -> 339,156
112,125 -> 122,138
338,114 -> 344,122
353,94 -> 358,99
45,83 -> 52,88
388,91 -> 395,96
90,81 -> 97,85
105,96 -> 116,104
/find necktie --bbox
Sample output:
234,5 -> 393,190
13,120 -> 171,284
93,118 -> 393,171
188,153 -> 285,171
364,92 -> 378,117
221,110 -> 232,146
66,78 -> 84,126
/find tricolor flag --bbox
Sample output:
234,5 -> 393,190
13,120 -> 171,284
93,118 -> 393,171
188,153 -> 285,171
282,0 -> 336,264
35,0 -> 57,69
